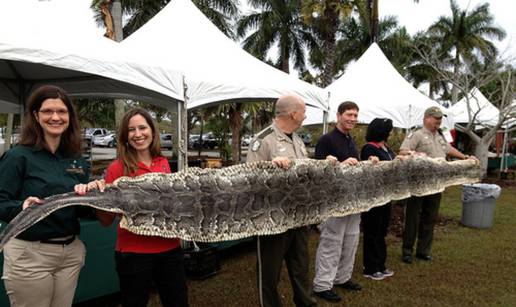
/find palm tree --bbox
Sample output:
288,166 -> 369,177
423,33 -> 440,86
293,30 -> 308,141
301,0 -> 354,86
237,0 -> 316,74
308,4 -> 411,80
428,0 -> 506,104
91,0 -> 239,38
406,32 -> 451,100
367,0 -> 420,43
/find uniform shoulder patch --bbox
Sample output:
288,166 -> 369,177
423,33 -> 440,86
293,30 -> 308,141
251,139 -> 261,152
250,126 -> 274,152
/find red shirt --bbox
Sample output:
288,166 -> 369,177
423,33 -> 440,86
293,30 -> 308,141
104,156 -> 180,253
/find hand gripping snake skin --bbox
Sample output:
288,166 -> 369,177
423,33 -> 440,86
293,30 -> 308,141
0,156 -> 481,249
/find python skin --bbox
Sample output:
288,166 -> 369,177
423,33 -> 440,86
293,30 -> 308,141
0,156 -> 481,249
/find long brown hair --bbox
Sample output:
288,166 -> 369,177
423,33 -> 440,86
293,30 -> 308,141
19,85 -> 82,156
117,108 -> 162,175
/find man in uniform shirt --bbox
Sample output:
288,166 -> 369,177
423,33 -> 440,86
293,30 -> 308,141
399,106 -> 476,263
247,94 -> 317,307
312,101 -> 369,303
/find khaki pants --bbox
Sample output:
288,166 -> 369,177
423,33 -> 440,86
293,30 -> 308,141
313,214 -> 360,292
2,237 -> 86,307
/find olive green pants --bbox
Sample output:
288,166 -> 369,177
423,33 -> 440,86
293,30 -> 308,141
257,227 -> 317,307
402,193 -> 442,257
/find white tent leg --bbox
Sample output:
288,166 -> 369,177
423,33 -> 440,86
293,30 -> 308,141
5,113 -> 14,150
177,77 -> 188,171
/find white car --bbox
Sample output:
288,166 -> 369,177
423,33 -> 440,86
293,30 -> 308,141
241,135 -> 253,147
160,133 -> 173,150
93,133 -> 117,148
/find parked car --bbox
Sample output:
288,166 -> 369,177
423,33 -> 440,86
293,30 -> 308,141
190,133 -> 218,149
241,135 -> 253,147
93,133 -> 117,148
84,128 -> 108,146
299,133 -> 312,146
160,133 -> 173,150
188,134 -> 200,149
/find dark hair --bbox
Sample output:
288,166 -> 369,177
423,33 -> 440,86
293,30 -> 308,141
117,108 -> 162,175
337,101 -> 359,114
19,85 -> 82,156
366,118 -> 393,142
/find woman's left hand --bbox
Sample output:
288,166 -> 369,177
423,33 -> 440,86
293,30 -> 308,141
368,156 -> 380,164
75,179 -> 106,195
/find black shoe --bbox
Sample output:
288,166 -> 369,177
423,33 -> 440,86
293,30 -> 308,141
402,255 -> 413,263
416,254 -> 432,261
335,280 -> 362,291
313,290 -> 341,302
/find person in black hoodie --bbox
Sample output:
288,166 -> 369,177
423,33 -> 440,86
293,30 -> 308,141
360,118 -> 395,281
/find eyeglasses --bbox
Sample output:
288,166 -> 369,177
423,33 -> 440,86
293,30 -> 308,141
38,109 -> 68,117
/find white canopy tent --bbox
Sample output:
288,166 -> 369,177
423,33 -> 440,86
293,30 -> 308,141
0,0 -> 191,162
304,43 -> 451,129
120,0 -> 328,111
450,87 -> 499,126
0,0 -> 184,111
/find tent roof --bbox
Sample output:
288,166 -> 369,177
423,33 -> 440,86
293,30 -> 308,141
304,43 -> 449,129
450,88 -> 499,126
121,0 -> 328,111
0,0 -> 183,112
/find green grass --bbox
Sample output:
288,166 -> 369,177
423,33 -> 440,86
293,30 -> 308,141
145,185 -> 516,306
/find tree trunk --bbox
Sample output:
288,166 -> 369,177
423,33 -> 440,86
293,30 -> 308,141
229,103 -> 243,164
473,137 -> 492,178
451,52 -> 461,105
111,0 -> 125,128
320,7 -> 339,87
369,0 -> 379,43
198,119 -> 204,157
280,44 -> 290,74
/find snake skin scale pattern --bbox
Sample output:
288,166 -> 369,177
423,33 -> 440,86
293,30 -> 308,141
0,156 -> 481,249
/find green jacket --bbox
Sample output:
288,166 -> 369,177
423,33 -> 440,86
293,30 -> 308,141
0,145 -> 90,241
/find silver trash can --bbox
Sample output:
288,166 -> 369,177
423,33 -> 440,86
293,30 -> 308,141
461,184 -> 501,228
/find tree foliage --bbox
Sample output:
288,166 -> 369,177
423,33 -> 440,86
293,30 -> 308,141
237,0 -> 317,73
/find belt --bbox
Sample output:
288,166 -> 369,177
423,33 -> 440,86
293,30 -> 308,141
40,235 -> 76,246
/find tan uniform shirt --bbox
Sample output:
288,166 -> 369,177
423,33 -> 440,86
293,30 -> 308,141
247,123 -> 308,163
400,126 -> 452,158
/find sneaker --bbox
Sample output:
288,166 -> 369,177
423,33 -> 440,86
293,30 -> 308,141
416,254 -> 432,261
402,255 -> 413,264
335,280 -> 362,291
381,269 -> 394,277
313,289 -> 341,302
363,272 -> 385,281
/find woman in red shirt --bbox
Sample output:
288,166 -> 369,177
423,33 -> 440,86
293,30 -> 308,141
97,108 -> 188,307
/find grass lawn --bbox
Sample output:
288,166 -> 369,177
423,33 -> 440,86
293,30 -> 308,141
90,184 -> 516,307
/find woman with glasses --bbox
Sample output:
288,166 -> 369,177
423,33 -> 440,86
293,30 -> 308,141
0,85 -> 101,306
360,118 -> 395,281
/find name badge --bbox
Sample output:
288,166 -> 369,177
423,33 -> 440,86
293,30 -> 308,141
66,168 -> 85,175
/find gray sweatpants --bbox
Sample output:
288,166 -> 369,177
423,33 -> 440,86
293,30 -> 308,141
313,214 -> 360,292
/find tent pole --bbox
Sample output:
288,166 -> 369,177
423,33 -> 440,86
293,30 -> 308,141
5,113 -> 13,150
177,76 -> 188,171
323,92 -> 330,134
500,129 -> 508,172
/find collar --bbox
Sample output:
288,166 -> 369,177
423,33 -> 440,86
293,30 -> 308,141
333,127 -> 351,138
137,156 -> 164,170
272,123 -> 296,143
422,126 -> 437,135
367,141 -> 381,148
